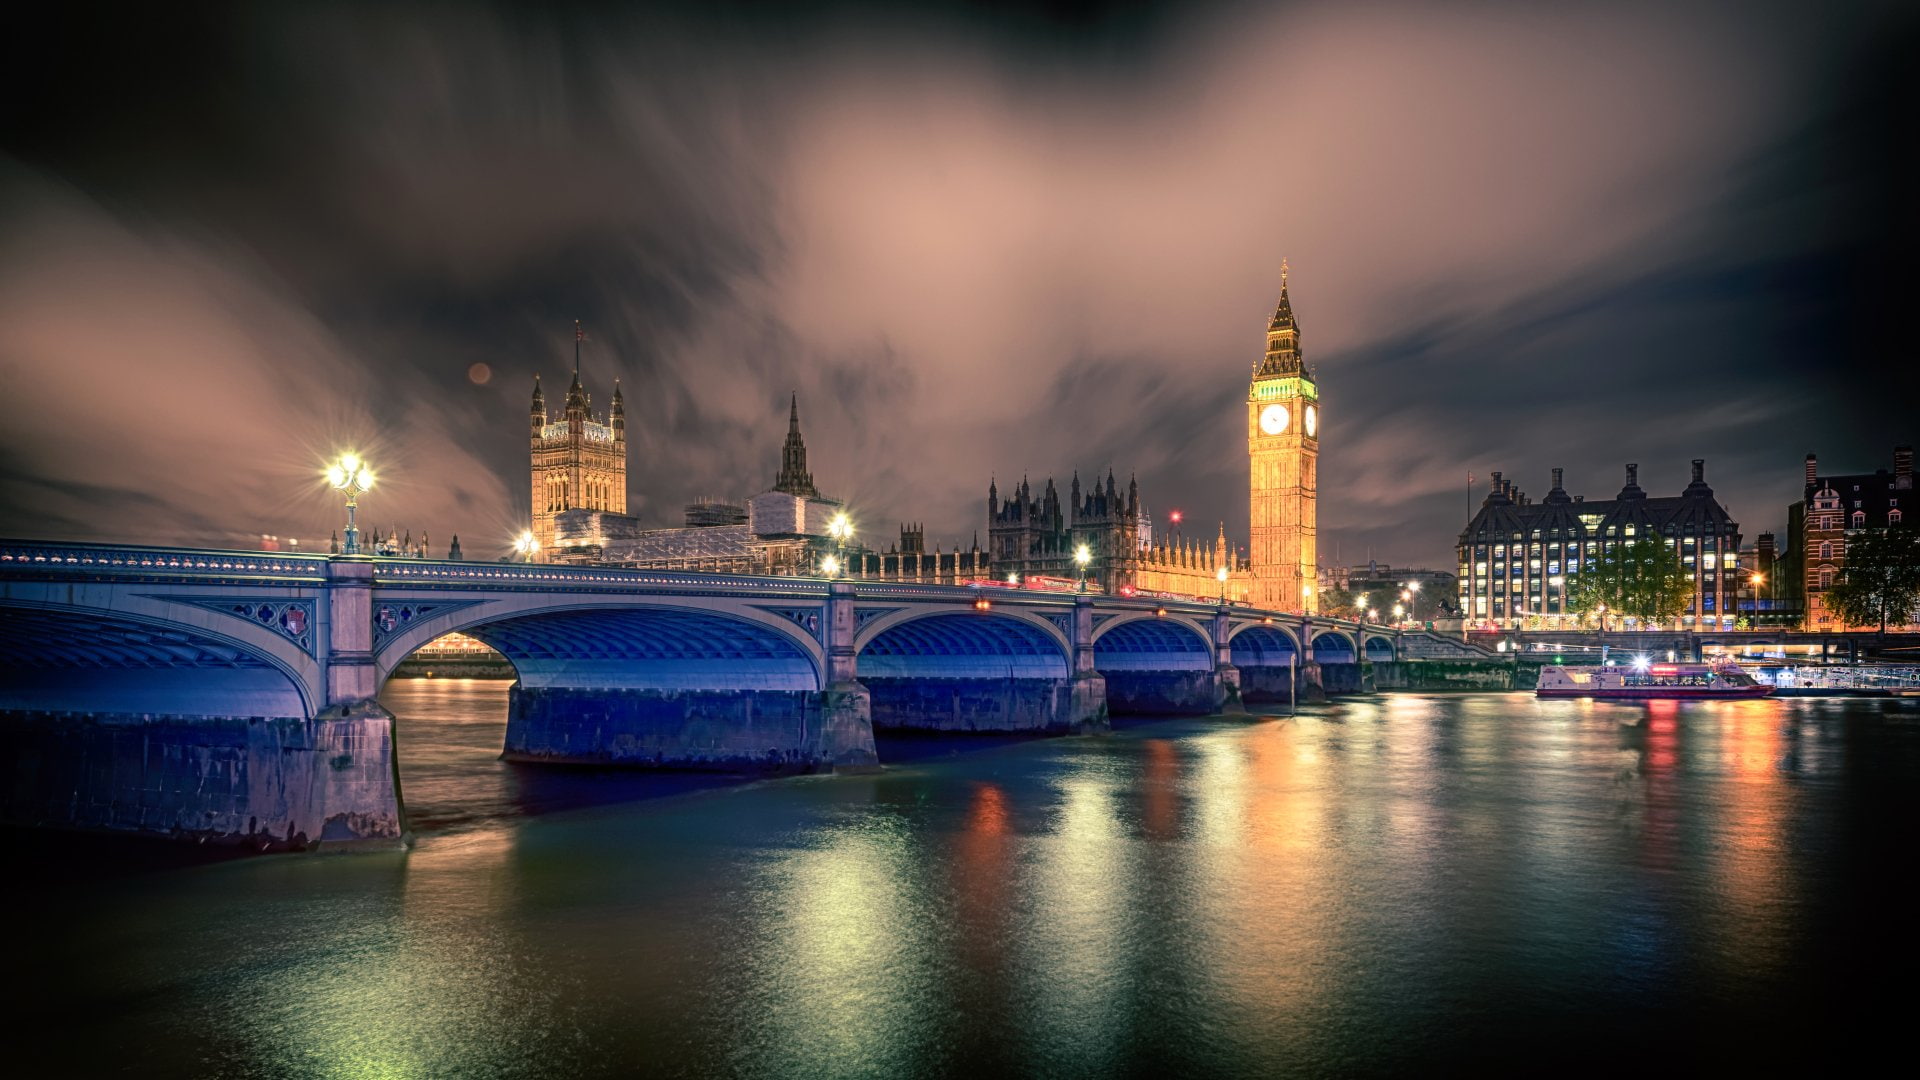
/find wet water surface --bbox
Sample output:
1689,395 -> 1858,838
9,682 -> 1917,1077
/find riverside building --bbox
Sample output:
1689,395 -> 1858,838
1457,461 -> 1742,630
1794,446 -> 1915,631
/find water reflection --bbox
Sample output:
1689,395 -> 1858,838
7,692 -> 1914,1076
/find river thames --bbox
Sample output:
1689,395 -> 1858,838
8,683 -> 1916,1077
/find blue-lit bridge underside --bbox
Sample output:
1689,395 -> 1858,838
0,542 -> 1400,850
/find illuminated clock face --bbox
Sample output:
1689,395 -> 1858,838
1259,403 -> 1290,435
1304,404 -> 1318,437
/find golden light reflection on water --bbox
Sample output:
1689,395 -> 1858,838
731,808 -> 941,1077
1019,767 -> 1132,1071
951,781 -> 1014,978
225,825 -> 545,1080
1705,702 -> 1794,981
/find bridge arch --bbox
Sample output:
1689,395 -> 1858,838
853,605 -> 1070,664
857,611 -> 1068,680
375,599 -> 826,691
1093,614 -> 1215,715
0,600 -> 317,717
1310,629 -> 1358,664
1228,621 -> 1303,659
1363,634 -> 1397,662
0,598 -> 399,850
856,611 -> 1086,732
1092,615 -> 1212,670
1227,622 -> 1302,705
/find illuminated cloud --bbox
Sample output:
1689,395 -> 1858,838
0,2 -> 1909,563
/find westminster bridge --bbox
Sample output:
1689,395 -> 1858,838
0,540 -> 1404,850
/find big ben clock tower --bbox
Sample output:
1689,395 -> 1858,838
1247,261 -> 1318,613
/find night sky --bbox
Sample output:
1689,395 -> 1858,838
2,1 -> 1914,567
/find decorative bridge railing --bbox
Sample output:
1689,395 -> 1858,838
0,541 -> 330,581
0,539 -> 1390,632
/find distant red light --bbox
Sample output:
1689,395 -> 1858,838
1169,510 -> 1183,524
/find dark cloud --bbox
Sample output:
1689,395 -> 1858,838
2,1 -> 1913,564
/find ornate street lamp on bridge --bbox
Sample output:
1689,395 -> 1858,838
325,453 -> 374,556
825,511 -> 853,578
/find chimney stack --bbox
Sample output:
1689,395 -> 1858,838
1805,453 -> 1818,486
1552,467 -> 1564,490
1692,459 -> 1704,484
1895,445 -> 1914,490
1626,463 -> 1638,487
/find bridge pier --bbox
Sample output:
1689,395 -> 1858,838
502,686 -> 872,773
0,700 -> 405,851
1070,596 -> 1111,732
1213,608 -> 1246,714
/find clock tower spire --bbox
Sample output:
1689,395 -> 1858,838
1247,260 -> 1318,612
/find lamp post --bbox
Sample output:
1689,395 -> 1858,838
325,453 -> 374,556
513,530 -> 540,563
828,511 -> 853,578
821,554 -> 842,578
1216,563 -> 1229,605
1595,602 -> 1608,633
1074,543 -> 1092,592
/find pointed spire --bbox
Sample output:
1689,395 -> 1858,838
1258,259 -> 1303,377
449,535 -> 463,561
773,394 -> 819,497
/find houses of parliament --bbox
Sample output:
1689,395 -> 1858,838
527,268 -> 1320,613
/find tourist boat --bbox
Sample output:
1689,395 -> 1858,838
1536,660 -> 1774,700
